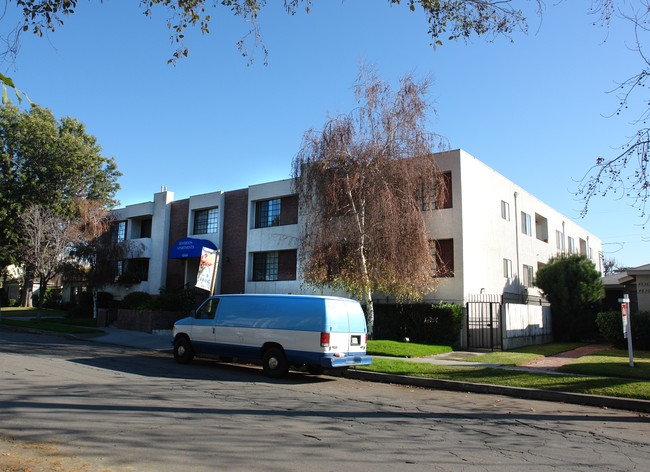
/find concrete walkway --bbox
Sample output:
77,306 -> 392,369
519,344 -> 613,370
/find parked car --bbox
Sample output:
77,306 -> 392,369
172,294 -> 372,377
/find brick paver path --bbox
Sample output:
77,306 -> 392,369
519,344 -> 613,370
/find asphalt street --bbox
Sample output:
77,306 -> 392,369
1,329 -> 649,471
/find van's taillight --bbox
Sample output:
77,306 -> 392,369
320,332 -> 330,347
363,334 -> 367,345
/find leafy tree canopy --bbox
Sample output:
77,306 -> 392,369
0,102 -> 121,266
535,254 -> 605,341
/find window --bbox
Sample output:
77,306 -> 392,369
568,237 -> 575,254
196,298 -> 219,320
421,172 -> 452,210
503,259 -> 513,278
521,212 -> 532,236
430,239 -> 454,277
140,218 -> 152,238
193,207 -> 219,235
501,201 -> 510,221
535,213 -> 548,243
255,199 -> 281,228
522,264 -> 534,287
579,238 -> 587,255
117,259 -> 149,284
112,221 -> 126,242
556,230 -> 565,252
252,250 -> 297,281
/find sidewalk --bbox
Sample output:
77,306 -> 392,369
76,327 -> 173,351
518,344 -> 613,370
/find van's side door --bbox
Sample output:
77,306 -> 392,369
191,297 -> 219,350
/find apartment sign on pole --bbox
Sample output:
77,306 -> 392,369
196,247 -> 220,296
618,294 -> 634,367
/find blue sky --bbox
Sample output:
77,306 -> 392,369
3,0 -> 648,267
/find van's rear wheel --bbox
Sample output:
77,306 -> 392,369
262,347 -> 289,378
173,337 -> 194,364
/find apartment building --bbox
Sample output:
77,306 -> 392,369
92,150 -> 602,347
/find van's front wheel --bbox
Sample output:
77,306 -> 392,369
262,347 -> 289,378
173,336 -> 194,364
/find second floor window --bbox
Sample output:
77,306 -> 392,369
112,221 -> 126,242
193,208 -> 218,235
255,199 -> 281,228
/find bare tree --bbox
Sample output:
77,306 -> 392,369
20,204 -> 81,320
292,65 -> 448,337
69,199 -> 139,319
578,0 -> 650,220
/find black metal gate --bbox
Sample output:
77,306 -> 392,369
466,294 -> 502,350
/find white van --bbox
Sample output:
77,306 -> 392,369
172,294 -> 372,377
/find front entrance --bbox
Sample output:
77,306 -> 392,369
466,294 -> 502,350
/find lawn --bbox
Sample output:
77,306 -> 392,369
358,357 -> 650,400
467,343 -> 587,366
366,340 -> 453,358
0,307 -> 102,334
559,349 -> 650,381
0,306 -> 69,318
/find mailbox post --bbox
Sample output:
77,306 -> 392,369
619,295 -> 634,367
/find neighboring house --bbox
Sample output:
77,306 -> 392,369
602,263 -> 650,313
84,149 -> 603,349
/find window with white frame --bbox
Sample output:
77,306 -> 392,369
503,258 -> 513,278
522,264 -> 534,287
193,207 -> 219,235
568,236 -> 575,254
556,230 -> 565,252
501,200 -> 510,221
521,211 -> 532,236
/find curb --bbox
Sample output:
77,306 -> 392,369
343,369 -> 650,413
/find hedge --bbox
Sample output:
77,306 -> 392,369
373,303 -> 463,346
596,310 -> 650,350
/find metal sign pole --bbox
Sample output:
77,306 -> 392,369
209,249 -> 221,297
619,295 -> 634,367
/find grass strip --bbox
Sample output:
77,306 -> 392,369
0,307 -> 69,318
367,340 -> 452,358
558,349 -> 650,381
357,357 -> 650,400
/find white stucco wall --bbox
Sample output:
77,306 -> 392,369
457,150 -> 600,300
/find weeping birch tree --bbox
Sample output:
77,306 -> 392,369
292,66 -> 447,337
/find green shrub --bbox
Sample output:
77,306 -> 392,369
149,288 -> 196,312
535,254 -> 604,341
121,291 -> 152,310
596,310 -> 650,350
31,288 -> 62,308
373,303 -> 463,346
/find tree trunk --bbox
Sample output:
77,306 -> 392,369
93,289 -> 98,319
20,272 -> 34,308
36,276 -> 46,322
365,285 -> 375,340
